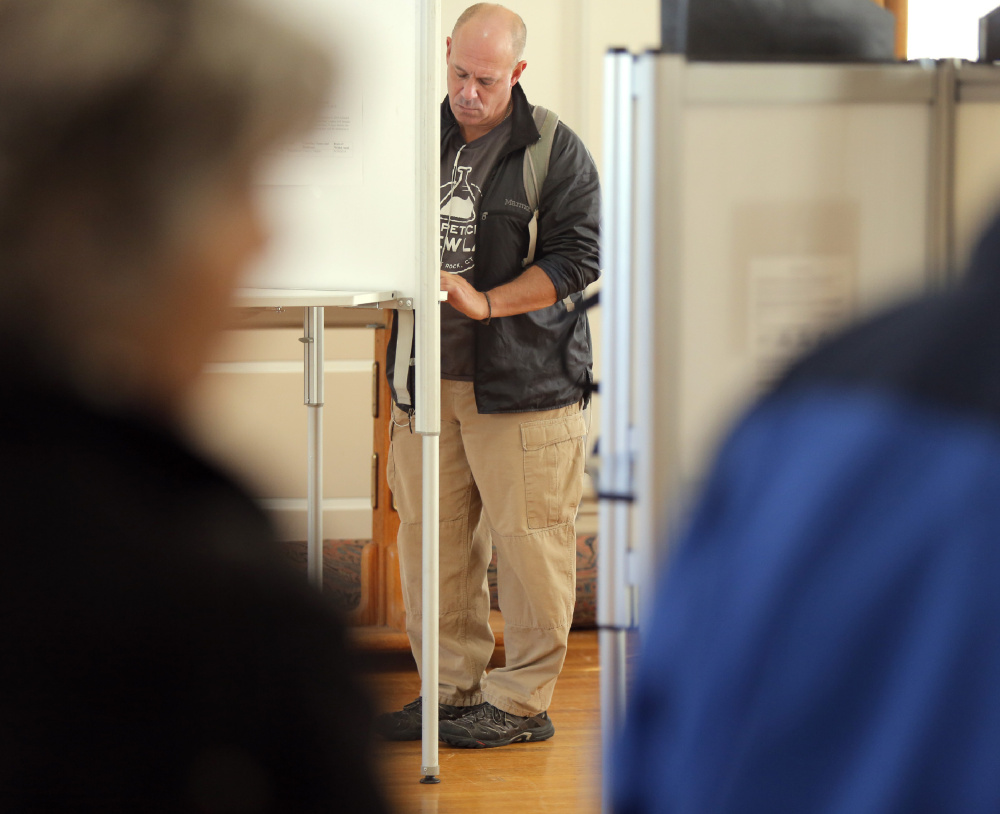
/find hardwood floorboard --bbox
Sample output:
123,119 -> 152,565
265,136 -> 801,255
364,630 -> 602,814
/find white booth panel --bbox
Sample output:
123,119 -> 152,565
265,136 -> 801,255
956,103 -> 1000,271
676,102 -> 932,485
241,0 -> 420,296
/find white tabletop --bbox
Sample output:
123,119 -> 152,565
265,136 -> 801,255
235,288 -> 398,308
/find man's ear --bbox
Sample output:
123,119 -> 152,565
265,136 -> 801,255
446,36 -> 452,63
511,59 -> 527,86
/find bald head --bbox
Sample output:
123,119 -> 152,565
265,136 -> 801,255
446,3 -> 527,141
452,3 -> 526,66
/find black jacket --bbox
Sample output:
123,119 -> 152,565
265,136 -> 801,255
389,83 -> 601,415
0,374 -> 389,813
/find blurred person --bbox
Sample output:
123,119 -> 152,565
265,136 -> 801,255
0,0 -> 389,810
378,3 -> 600,748
614,212 -> 1000,814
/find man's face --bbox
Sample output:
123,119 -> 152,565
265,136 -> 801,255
446,24 -> 525,139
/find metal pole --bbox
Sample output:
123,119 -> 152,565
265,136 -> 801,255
598,49 -> 635,814
420,436 -> 440,781
415,0 -> 442,785
303,306 -> 324,592
634,53 -> 687,613
928,59 -> 958,286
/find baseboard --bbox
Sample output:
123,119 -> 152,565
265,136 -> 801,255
261,499 -> 373,540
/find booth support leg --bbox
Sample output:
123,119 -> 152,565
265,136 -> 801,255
420,434 -> 441,783
303,306 -> 325,592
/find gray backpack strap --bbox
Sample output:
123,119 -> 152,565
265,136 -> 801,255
522,105 -> 559,268
387,308 -> 414,411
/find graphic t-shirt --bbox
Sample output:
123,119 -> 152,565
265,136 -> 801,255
439,117 -> 512,380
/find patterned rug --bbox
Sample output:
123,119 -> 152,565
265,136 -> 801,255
280,535 -> 598,628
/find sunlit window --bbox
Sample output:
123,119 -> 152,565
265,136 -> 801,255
908,0 -> 1000,60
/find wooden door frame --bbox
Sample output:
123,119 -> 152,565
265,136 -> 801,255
350,313 -> 406,632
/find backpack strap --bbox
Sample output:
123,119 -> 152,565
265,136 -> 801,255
522,105 -> 559,268
386,308 -> 415,411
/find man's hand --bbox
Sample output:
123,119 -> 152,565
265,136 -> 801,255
440,266 -> 559,322
440,271 -> 489,321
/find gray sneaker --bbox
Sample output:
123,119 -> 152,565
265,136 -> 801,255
438,702 -> 555,748
373,697 -> 468,741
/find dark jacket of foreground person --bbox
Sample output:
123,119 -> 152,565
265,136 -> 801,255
615,211 -> 1000,814
0,371 -> 390,813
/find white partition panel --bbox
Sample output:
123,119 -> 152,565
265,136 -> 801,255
956,66 -> 1000,272
602,53 -> 938,734
233,0 -> 442,782
620,62 -> 936,548
601,55 -> 1000,814
676,76 -> 934,484
955,103 -> 1000,267
241,0 -> 422,297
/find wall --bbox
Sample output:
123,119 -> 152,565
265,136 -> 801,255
445,0 -> 661,166
183,318 -> 379,541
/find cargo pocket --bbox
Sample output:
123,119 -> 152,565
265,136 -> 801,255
521,412 -> 588,530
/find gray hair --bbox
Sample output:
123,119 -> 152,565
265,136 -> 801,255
0,0 -> 330,386
453,3 -> 527,65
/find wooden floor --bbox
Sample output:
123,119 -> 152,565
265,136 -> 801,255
364,630 -> 602,814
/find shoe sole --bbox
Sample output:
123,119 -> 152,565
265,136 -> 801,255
439,725 -> 555,749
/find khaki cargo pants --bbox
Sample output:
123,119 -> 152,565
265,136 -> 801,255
387,379 -> 586,717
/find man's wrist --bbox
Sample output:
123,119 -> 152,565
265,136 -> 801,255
481,291 -> 493,324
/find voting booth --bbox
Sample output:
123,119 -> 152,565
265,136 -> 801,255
238,0 -> 443,782
598,54 -> 1000,809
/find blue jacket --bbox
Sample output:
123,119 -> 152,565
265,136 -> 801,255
615,212 -> 1000,814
